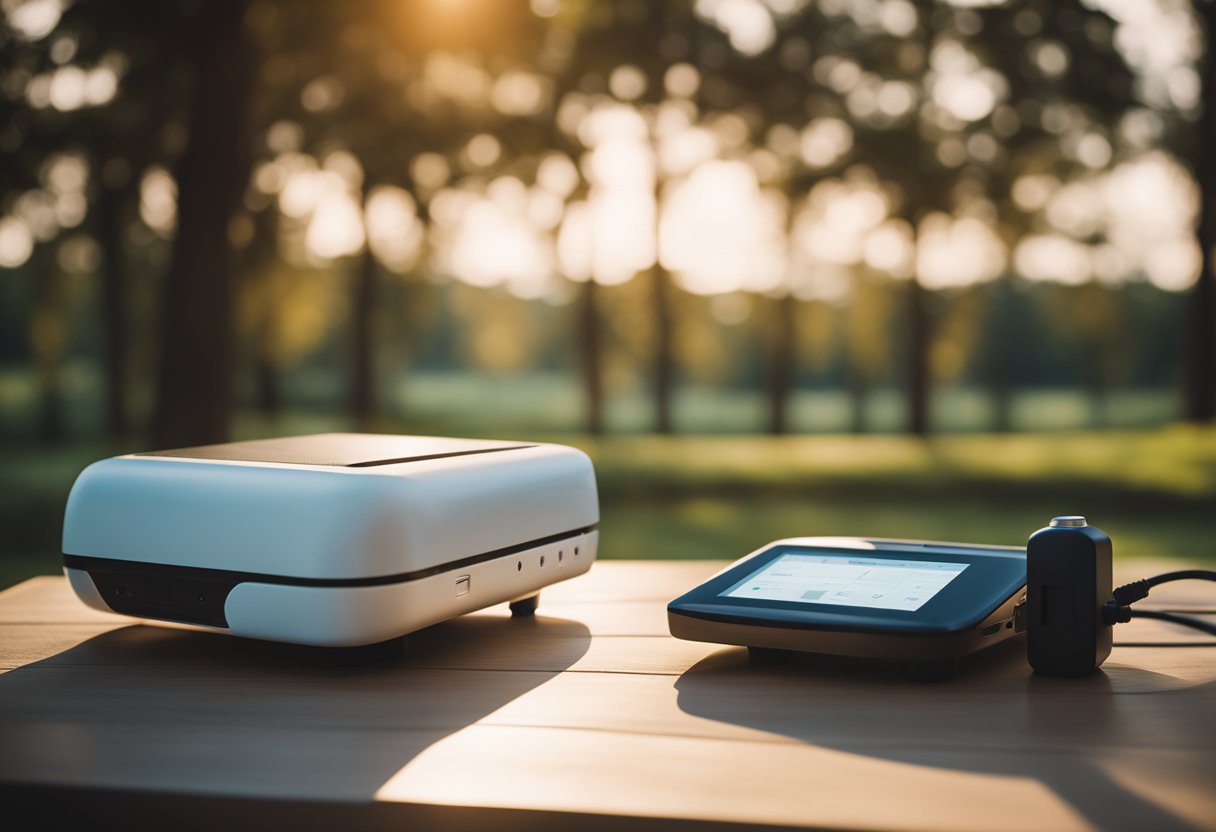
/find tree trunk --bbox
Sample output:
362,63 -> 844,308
254,356 -> 281,418
1186,1 -> 1216,422
245,205 -> 282,419
31,249 -> 65,443
651,266 -> 674,434
152,0 -> 254,449
579,280 -> 604,435
1082,337 -> 1110,428
97,183 -> 130,439
989,370 -> 1013,433
985,276 -> 1014,433
907,276 -> 931,436
767,293 -> 796,435
350,241 -> 377,430
848,367 -> 868,434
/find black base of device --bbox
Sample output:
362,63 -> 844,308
746,645 -> 975,681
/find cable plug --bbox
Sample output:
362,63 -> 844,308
1102,601 -> 1132,626
1111,579 -> 1150,606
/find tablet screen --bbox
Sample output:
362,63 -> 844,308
720,552 -> 969,612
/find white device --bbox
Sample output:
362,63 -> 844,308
62,433 -> 599,646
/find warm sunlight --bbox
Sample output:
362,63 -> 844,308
661,160 -> 786,295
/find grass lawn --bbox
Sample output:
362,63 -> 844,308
1,424 -> 1213,589
585,428 -> 1216,562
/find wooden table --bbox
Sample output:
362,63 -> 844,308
1,561 -> 1213,831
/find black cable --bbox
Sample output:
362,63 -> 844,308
1112,570 -> 1216,606
1126,609 -> 1216,637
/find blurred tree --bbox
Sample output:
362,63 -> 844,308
229,1 -> 360,423
28,245 -> 65,440
317,9 -> 416,431
1,0 -> 179,440
767,291 -> 797,434
152,0 -> 256,447
512,5 -> 611,434
0,35 -> 66,441
579,280 -> 605,434
542,1 -> 739,434
238,201 -> 283,417
842,0 -> 946,437
303,0 -> 455,429
691,1 -> 850,435
0,0 -> 1202,444
1061,282 -> 1135,425
550,3 -> 652,435
975,0 -> 1137,430
1187,1 -> 1215,422
852,0 -> 1139,433
85,16 -> 179,440
638,1 -> 688,435
846,273 -> 895,432
977,276 -> 1020,431
93,176 -> 132,434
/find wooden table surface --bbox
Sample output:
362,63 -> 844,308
1,561 -> 1213,832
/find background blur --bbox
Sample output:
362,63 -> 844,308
1,0 -> 1214,588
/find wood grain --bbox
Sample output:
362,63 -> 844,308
0,561 -> 1212,831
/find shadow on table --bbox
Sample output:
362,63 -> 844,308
675,639 -> 1214,832
0,612 -> 590,818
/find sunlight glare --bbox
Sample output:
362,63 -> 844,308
609,65 -> 647,101
6,0 -> 62,40
916,214 -> 1005,289
1014,234 -> 1092,285
306,189 -> 365,261
84,66 -> 118,106
660,160 -> 786,295
536,154 -> 579,199
664,63 -> 701,98
492,70 -> 547,116
365,186 -> 424,273
1101,153 -> 1201,290
464,134 -> 502,169
696,0 -> 777,56
426,52 -> 492,108
791,180 -> 888,272
436,182 -> 556,298
48,65 -> 86,111
799,118 -> 853,168
0,216 -> 34,268
411,153 -> 451,192
1045,181 -> 1103,238
139,167 -> 177,237
863,220 -> 915,277
929,41 -> 1006,123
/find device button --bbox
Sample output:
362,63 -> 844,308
1049,516 -> 1087,528
455,576 -> 470,597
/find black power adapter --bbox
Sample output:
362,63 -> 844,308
1026,515 -> 1216,676
1026,516 -> 1113,677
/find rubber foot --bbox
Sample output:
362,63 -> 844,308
509,594 -> 539,617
